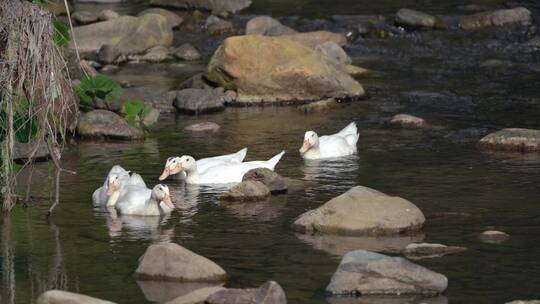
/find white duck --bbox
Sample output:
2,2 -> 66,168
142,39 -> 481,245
106,171 -> 147,207
299,122 -> 359,160
176,151 -> 285,184
159,147 -> 247,181
92,165 -> 145,207
115,184 -> 175,216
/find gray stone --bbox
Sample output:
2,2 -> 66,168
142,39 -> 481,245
77,110 -> 144,140
174,43 -> 201,61
98,44 -> 121,64
299,98 -> 341,113
36,290 -> 115,304
460,7 -> 532,30
326,250 -> 448,296
138,8 -> 184,29
135,242 -> 227,282
206,289 -> 256,304
165,286 -> 225,304
138,280 -> 222,303
402,243 -> 467,259
479,128 -> 540,152
220,181 -> 271,202
245,16 -> 297,36
254,281 -> 287,304
174,89 -> 225,114
177,73 -> 214,90
150,0 -> 252,14
506,301 -> 540,304
205,15 -> 234,35
121,86 -> 176,113
390,114 -> 426,129
242,168 -> 287,194
97,9 -> 120,21
395,8 -> 444,28
72,11 -> 98,24
139,45 -> 173,63
12,140 -> 49,161
184,122 -> 220,133
294,186 -> 425,236
315,41 -> 351,65
479,230 -> 510,244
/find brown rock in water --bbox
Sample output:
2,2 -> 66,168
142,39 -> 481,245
12,140 -> 49,161
98,9 -> 120,21
479,128 -> 540,152
220,180 -> 271,202
281,31 -> 347,48
150,0 -> 252,14
460,7 -> 532,30
205,15 -> 235,35
70,14 -> 173,56
390,114 -> 426,129
173,43 -> 201,61
293,186 -> 425,236
184,122 -> 220,133
138,8 -> 184,29
402,243 -> 467,259
242,168 -> 287,194
121,86 -> 176,113
245,16 -> 297,36
395,8 -> 446,29
135,243 -> 227,282
326,250 -> 448,296
164,286 -> 225,304
138,45 -> 173,63
205,281 -> 286,304
174,88 -> 225,114
72,11 -> 98,24
77,110 -> 144,140
479,230 -> 510,244
36,290 -> 115,304
206,35 -> 364,104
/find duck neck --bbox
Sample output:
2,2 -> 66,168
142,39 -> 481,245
106,189 -> 121,207
185,166 -> 200,184
305,145 -> 320,159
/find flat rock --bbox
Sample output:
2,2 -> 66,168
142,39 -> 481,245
174,88 -> 225,114
138,281 -> 221,303
479,128 -> 540,152
207,35 -> 364,104
138,8 -> 184,29
220,180 -> 271,202
165,286 -> 225,304
315,41 -> 351,65
205,281 -> 286,304
294,186 -> 425,236
150,0 -> 252,13
121,86 -> 176,113
71,14 -> 173,56
72,11 -> 98,24
138,45 -> 173,63
174,43 -> 201,61
177,73 -> 214,90
184,122 -> 220,133
390,114 -> 426,129
245,16 -> 297,36
479,230 -> 510,244
460,7 -> 532,30
396,8 -> 445,28
205,15 -> 234,35
298,98 -> 341,113
135,242 -> 227,282
77,110 -> 144,140
506,301 -> 540,304
98,9 -> 120,21
12,140 -> 49,161
326,250 -> 448,296
36,290 -> 115,304
402,243 -> 467,259
281,31 -> 347,48
242,168 -> 287,194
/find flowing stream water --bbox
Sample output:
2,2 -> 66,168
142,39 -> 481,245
1,1 -> 540,303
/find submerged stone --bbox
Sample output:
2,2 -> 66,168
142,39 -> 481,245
77,110 -> 144,140
395,8 -> 445,29
220,180 -> 271,202
242,168 -> 288,194
479,230 -> 510,244
390,114 -> 426,129
245,16 -> 297,36
460,7 -> 532,30
138,8 -> 184,29
479,128 -> 540,152
150,0 -> 252,14
402,243 -> 467,259
36,290 -> 116,304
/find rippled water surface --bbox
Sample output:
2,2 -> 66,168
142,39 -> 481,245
2,1 -> 540,303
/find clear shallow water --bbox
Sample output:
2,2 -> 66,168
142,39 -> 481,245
2,1 -> 540,303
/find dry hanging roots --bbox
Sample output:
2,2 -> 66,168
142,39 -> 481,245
0,0 -> 78,213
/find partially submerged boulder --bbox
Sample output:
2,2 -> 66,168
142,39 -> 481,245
205,15 -> 235,35
402,243 -> 467,259
395,8 -> 446,29
77,110 -> 144,140
12,140 -> 49,161
36,290 -> 115,304
460,7 -> 532,30
136,243 -> 227,282
390,114 -> 426,129
479,128 -> 540,152
326,250 -> 448,296
242,168 -> 288,194
220,180 -> 271,202
72,11 -> 98,24
205,281 -> 286,304
174,88 -> 225,114
121,86 -> 176,113
184,122 -> 220,133
293,186 -> 425,235
71,14 -> 173,56
282,31 -> 347,48
207,35 -> 364,104
174,43 -> 201,61
245,16 -> 297,36
479,230 -> 510,244
150,0 -> 252,14
138,8 -> 184,29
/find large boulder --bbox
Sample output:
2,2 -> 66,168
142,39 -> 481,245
326,250 -> 448,296
245,16 -> 297,36
150,0 -> 252,13
315,41 -> 351,65
138,8 -> 184,29
220,180 -> 271,202
77,110 -> 144,140
36,290 -> 115,304
174,88 -> 225,114
135,243 -> 227,282
293,186 -> 425,235
479,128 -> 540,152
71,14 -> 173,56
242,168 -> 287,194
206,35 -> 364,104
460,7 -> 532,30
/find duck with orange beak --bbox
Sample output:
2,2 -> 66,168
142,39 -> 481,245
299,122 -> 359,160
115,184 -> 175,216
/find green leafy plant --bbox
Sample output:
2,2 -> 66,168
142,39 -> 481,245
75,74 -> 123,109
0,98 -> 40,144
122,99 -> 144,125
53,20 -> 70,47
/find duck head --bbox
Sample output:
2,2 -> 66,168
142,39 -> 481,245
299,131 -> 319,153
106,172 -> 126,196
152,184 -> 175,209
159,157 -> 183,181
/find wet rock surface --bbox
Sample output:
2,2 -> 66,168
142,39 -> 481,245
77,110 -> 144,140
479,128 -> 540,152
326,250 -> 448,296
150,0 -> 252,14
242,168 -> 288,194
390,114 -> 426,129
121,86 -> 176,113
12,140 -> 49,161
395,8 -> 444,29
207,35 -> 364,104
174,43 -> 201,61
220,180 -> 271,202
174,88 -> 225,114
402,243 -> 467,259
294,186 -> 425,236
184,122 -> 220,133
479,230 -> 511,244
205,281 -> 286,304
245,16 -> 297,36
460,7 -> 532,30
135,243 -> 227,282
36,290 -> 116,304
138,8 -> 184,29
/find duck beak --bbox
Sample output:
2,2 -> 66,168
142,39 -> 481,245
299,140 -> 311,153
162,193 -> 175,209
106,181 -> 117,196
159,167 -> 170,181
